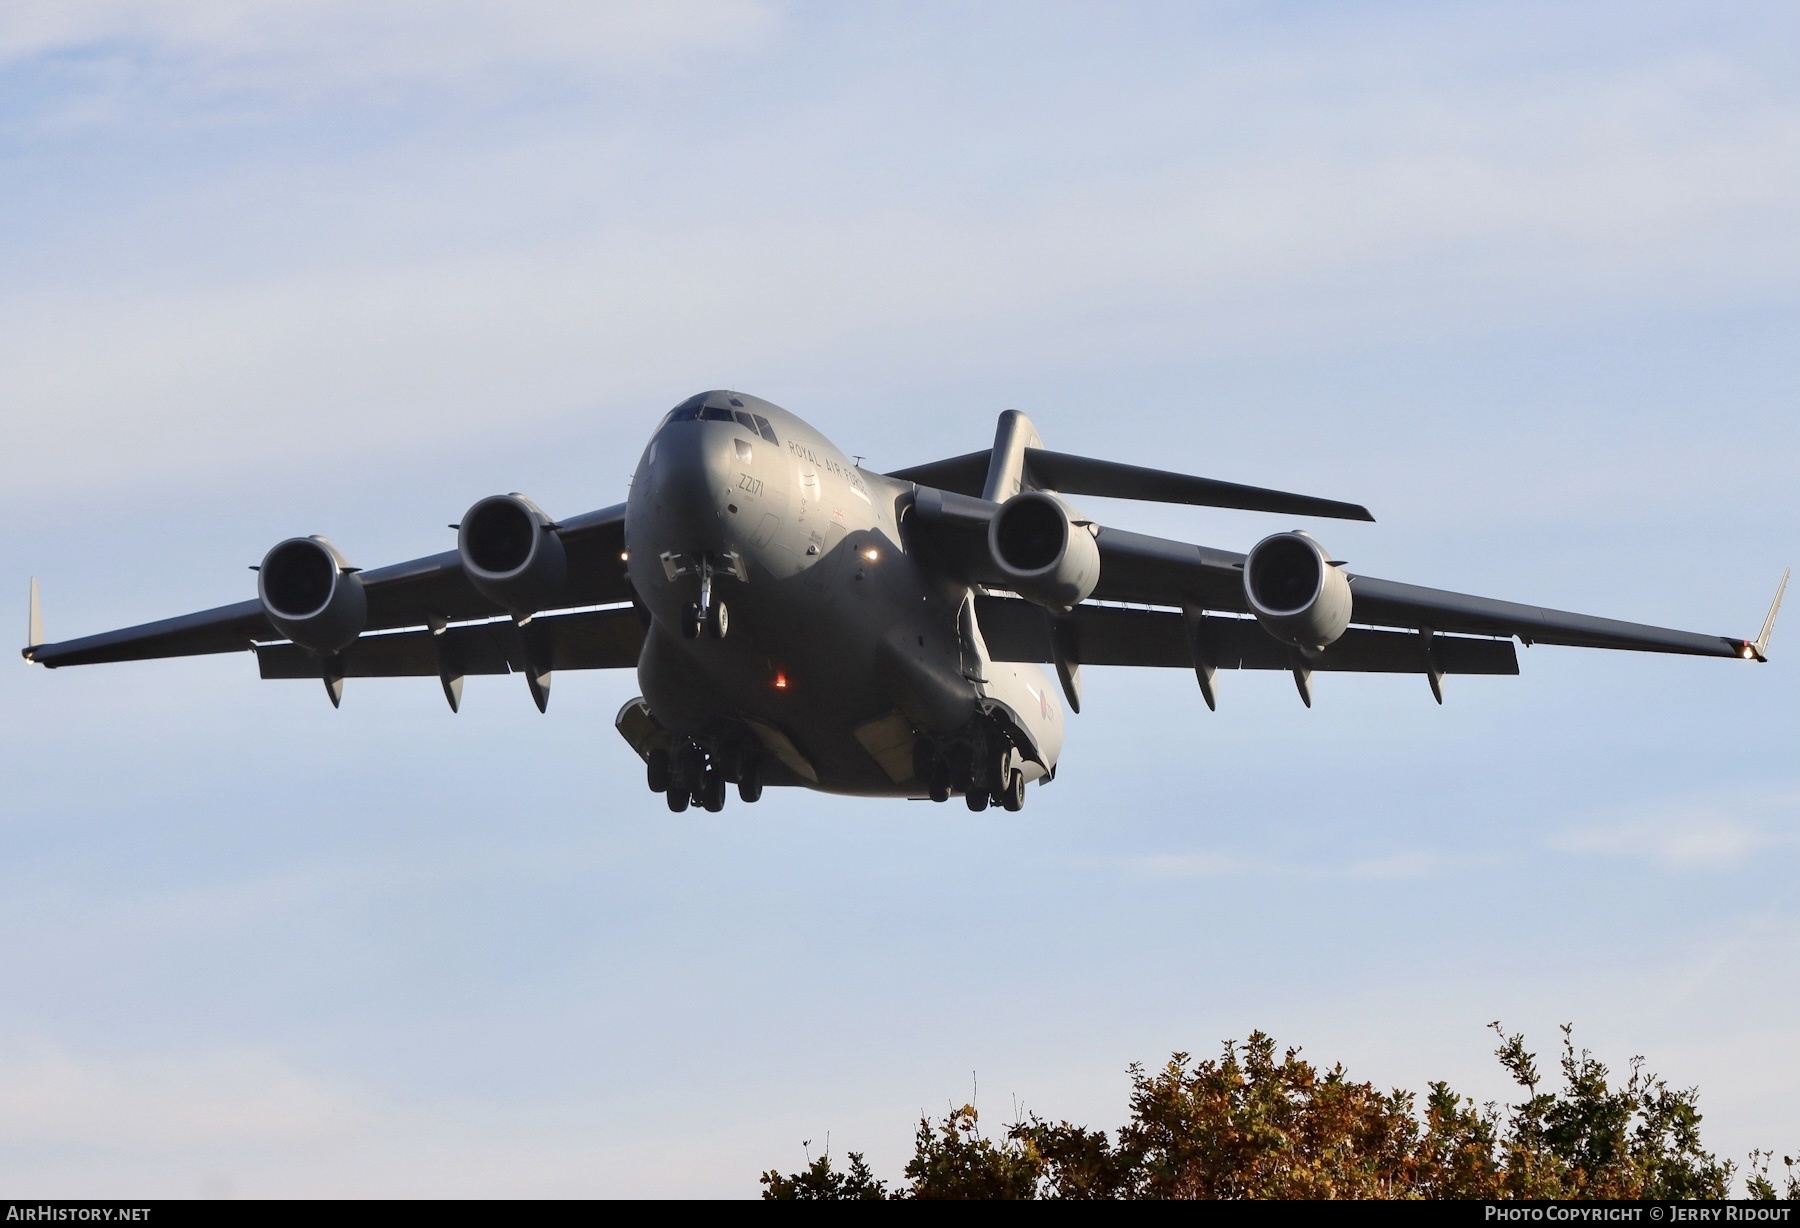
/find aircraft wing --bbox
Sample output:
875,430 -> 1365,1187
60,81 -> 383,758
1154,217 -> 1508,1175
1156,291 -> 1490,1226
912,488 -> 1768,664
1091,528 -> 1755,659
24,504 -> 631,669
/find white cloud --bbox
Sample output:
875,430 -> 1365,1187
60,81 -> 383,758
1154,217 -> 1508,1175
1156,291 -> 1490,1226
1109,848 -> 1477,882
1551,792 -> 1800,870
0,1041 -> 822,1197
0,8 -> 1794,500
0,0 -> 772,85
3,96 -> 1794,502
1122,851 -> 1250,880
0,1045 -> 365,1151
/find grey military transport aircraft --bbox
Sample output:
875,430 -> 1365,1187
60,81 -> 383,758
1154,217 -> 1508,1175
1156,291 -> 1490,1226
23,392 -> 1787,813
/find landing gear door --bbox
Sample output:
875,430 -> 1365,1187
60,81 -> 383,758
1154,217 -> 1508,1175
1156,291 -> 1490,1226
958,593 -> 990,684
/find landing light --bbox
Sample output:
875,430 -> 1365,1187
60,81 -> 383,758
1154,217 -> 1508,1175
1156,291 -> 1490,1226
620,551 -> 629,562
862,548 -> 879,561
1741,644 -> 1754,659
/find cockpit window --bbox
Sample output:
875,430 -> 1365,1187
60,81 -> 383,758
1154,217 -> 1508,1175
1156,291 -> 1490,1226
733,410 -> 758,431
752,414 -> 778,444
700,405 -> 736,422
665,399 -> 701,424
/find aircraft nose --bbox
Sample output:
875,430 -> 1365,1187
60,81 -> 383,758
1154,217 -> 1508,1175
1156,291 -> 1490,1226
653,420 -> 744,549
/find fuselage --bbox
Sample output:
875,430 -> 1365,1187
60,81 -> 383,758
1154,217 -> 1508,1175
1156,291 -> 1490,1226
623,390 -> 1063,797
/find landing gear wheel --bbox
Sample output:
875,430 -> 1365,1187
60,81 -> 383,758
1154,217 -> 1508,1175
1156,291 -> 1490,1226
986,750 -> 1010,797
1000,768 -> 1026,812
929,778 -> 951,804
737,758 -> 763,804
681,602 -> 702,640
646,748 -> 670,793
701,769 -> 727,812
673,740 -> 706,793
965,789 -> 988,812
705,600 -> 729,640
666,788 -> 690,813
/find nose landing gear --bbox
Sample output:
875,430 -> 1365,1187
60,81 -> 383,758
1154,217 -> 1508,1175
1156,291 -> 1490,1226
680,561 -> 730,640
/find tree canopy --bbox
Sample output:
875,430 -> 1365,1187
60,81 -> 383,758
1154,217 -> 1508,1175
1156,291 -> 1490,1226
761,1024 -> 1798,1200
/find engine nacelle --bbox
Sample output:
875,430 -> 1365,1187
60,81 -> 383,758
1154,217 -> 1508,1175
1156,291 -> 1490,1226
458,493 -> 567,616
987,491 -> 1100,613
258,536 -> 367,653
1244,531 -> 1352,654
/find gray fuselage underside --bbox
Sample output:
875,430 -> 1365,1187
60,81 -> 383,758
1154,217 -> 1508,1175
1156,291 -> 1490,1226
624,392 -> 1062,796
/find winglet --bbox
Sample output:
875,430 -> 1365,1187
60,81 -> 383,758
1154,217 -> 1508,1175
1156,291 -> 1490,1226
1747,568 -> 1787,663
24,577 -> 42,660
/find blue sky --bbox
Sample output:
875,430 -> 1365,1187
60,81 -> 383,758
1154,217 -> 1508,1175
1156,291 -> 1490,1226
1,0 -> 1795,1196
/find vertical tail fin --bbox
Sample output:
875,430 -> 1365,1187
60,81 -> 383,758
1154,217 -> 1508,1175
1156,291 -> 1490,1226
27,577 -> 42,649
981,410 -> 1044,503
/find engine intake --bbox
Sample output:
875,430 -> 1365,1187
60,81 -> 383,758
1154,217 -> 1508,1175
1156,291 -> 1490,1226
1244,531 -> 1351,654
458,494 -> 567,616
258,536 -> 367,653
988,491 -> 1100,612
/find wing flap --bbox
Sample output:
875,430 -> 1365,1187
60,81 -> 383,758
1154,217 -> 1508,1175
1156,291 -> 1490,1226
976,597 -> 1518,675
886,450 -> 992,497
253,606 -> 645,680
541,604 -> 645,670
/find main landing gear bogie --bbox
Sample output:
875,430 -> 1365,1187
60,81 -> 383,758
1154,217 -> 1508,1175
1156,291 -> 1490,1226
961,772 -> 1022,812
649,737 -> 760,812
737,756 -> 763,803
917,730 -> 1028,813
998,767 -> 1026,812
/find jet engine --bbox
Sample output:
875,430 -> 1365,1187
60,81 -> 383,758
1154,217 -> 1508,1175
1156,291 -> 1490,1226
257,536 -> 367,653
458,494 -> 567,616
1243,531 -> 1351,654
987,491 -> 1100,613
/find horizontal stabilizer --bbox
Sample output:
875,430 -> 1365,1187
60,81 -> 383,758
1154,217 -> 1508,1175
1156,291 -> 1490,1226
1022,449 -> 1373,521
887,449 -> 991,496
889,447 -> 1373,521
